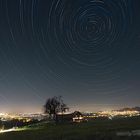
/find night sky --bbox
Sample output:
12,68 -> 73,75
0,0 -> 140,113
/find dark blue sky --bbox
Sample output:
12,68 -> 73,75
0,0 -> 140,113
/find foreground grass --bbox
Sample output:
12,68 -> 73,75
0,117 -> 140,140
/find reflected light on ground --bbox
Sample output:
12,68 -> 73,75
0,127 -> 27,134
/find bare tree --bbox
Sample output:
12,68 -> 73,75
44,96 -> 69,122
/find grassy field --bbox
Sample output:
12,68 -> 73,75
0,117 -> 140,140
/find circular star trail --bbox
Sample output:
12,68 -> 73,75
0,0 -> 140,112
35,0 -> 133,94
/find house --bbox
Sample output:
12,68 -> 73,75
57,111 -> 84,123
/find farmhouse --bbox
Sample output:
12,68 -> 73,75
57,111 -> 84,123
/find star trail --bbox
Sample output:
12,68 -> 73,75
0,0 -> 140,113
